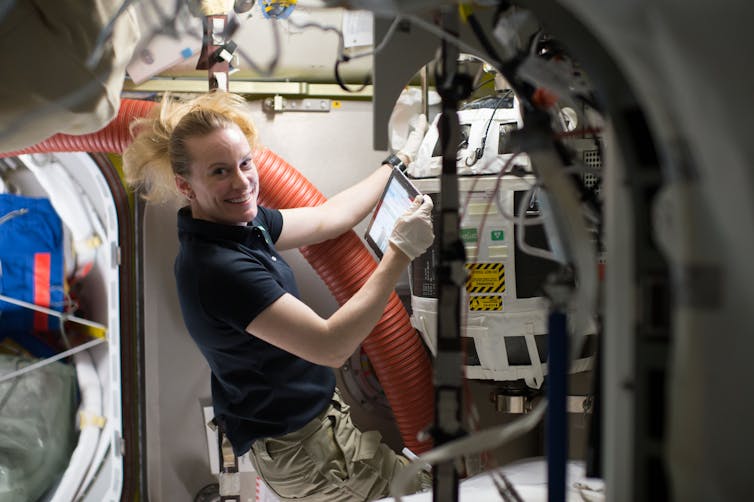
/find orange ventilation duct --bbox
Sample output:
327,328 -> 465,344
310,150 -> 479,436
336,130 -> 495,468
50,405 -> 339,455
1,99 -> 435,453
0,100 -> 157,158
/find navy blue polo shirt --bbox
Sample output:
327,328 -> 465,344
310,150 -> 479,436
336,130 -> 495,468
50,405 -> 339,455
174,205 -> 335,456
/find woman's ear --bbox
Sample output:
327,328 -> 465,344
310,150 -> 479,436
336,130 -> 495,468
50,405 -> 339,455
175,175 -> 193,199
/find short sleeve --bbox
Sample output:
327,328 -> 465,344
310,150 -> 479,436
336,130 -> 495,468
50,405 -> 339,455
197,252 -> 287,332
255,206 -> 283,243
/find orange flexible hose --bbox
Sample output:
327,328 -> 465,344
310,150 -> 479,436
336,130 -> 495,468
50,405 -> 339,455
0,100 -> 157,158
1,99 -> 435,453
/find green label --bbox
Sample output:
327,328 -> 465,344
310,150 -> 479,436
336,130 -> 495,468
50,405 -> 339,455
490,229 -> 505,241
460,228 -> 478,243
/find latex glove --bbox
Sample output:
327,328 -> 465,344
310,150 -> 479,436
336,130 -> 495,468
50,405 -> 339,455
389,195 -> 435,260
397,114 -> 428,165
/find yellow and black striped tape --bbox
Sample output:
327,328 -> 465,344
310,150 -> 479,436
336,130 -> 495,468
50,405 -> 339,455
465,262 -> 505,293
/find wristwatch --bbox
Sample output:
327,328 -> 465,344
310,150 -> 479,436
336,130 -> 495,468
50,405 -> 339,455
382,153 -> 407,172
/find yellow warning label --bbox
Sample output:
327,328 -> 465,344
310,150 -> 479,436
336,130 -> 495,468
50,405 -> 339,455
465,262 -> 505,293
469,295 -> 503,311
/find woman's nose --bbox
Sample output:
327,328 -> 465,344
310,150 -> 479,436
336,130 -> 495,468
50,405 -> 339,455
231,167 -> 250,188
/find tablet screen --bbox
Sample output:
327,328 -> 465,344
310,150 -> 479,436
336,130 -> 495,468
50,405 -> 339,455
364,167 -> 421,258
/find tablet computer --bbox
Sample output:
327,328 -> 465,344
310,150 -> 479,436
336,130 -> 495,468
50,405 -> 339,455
364,167 -> 422,258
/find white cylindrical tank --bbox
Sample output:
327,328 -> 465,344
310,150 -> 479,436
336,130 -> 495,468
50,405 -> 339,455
409,175 -> 594,389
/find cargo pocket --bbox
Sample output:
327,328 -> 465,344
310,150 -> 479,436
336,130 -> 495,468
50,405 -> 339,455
301,417 -> 350,486
351,430 -> 381,464
332,417 -> 399,501
253,423 -> 338,500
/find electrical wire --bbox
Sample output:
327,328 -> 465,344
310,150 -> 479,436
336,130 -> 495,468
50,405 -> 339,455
460,150 -> 526,236
284,12 -> 404,93
452,150 -> 542,227
282,16 -> 368,92
287,17 -> 345,51
347,15 -> 403,62
473,76 -> 497,93
331,15 -> 403,93
484,152 -> 602,226
466,91 -> 513,168
137,0 -> 283,79
233,14 -> 283,78
404,13 -> 489,61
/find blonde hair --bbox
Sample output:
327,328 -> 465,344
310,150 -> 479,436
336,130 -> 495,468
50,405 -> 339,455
122,91 -> 258,202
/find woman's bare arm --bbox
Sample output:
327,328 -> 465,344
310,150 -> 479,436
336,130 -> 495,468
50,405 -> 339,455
244,243 -> 409,367
274,164 -> 393,251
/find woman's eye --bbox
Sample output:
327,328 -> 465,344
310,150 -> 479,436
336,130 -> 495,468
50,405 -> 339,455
240,159 -> 253,170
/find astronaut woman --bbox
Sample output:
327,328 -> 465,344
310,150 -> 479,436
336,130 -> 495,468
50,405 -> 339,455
122,91 -> 433,501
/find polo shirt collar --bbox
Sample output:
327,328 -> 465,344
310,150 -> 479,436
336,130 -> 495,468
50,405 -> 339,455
177,206 -> 261,245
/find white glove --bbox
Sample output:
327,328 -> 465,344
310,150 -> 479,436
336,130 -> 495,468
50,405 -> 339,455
389,195 -> 435,260
397,114 -> 428,164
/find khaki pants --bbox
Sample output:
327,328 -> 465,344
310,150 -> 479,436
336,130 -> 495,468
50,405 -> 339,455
248,390 -> 429,501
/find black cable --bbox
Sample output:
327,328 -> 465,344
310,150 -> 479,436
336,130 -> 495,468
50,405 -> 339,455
284,16 -> 371,93
473,76 -> 496,93
481,91 -> 512,150
469,91 -> 513,167
463,10 -> 538,111
333,56 -> 371,93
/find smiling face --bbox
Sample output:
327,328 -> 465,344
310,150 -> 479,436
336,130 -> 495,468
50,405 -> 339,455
175,124 -> 259,226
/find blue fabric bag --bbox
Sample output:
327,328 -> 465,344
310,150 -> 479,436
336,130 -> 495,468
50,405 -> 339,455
0,193 -> 65,357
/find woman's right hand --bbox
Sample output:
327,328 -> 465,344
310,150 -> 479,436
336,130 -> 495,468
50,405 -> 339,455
388,195 -> 434,260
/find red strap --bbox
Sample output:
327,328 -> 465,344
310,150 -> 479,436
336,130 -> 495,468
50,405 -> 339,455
33,252 -> 51,331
